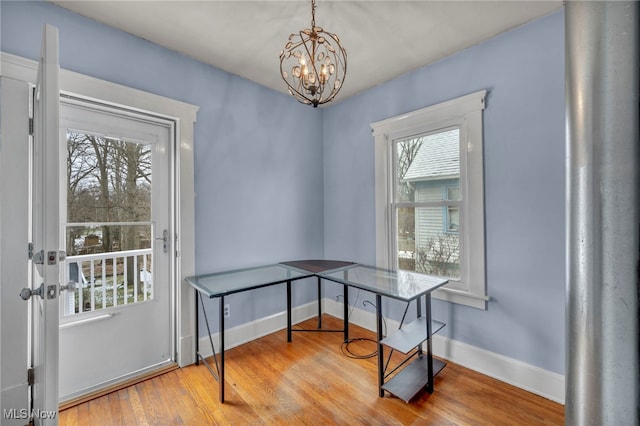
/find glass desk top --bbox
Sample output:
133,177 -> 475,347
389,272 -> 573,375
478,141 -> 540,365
280,259 -> 356,273
186,264 -> 313,298
319,265 -> 449,301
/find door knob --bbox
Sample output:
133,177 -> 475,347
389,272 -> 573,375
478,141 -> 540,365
60,281 -> 76,294
20,283 -> 44,300
155,229 -> 168,254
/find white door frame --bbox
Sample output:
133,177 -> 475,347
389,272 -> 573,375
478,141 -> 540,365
0,51 -> 199,369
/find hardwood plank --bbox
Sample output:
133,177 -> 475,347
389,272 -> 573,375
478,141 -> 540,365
126,386 -> 149,425
58,315 -> 564,425
86,395 -> 114,426
106,392 -> 126,425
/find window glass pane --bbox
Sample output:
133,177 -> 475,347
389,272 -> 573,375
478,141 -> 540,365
66,251 -> 152,314
66,224 -> 151,256
397,207 -> 416,271
395,137 -> 423,202
447,185 -> 460,201
67,132 -> 151,223
65,131 -> 154,317
396,129 -> 460,202
447,206 -> 459,233
397,206 -> 460,280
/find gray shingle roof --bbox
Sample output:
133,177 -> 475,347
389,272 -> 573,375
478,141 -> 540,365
403,129 -> 459,181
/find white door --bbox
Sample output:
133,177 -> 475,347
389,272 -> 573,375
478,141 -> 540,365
57,98 -> 174,402
31,24 -> 63,424
0,76 -> 36,424
1,24 -> 61,426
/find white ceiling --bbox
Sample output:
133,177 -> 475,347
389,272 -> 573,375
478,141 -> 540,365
49,1 -> 562,104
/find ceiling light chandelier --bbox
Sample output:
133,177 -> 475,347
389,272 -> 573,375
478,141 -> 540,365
279,0 -> 347,107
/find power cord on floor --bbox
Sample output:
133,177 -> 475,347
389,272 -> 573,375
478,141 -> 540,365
338,298 -> 388,359
340,337 -> 378,359
340,299 -> 413,371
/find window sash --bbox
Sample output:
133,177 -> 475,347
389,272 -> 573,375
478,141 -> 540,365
391,126 -> 465,286
393,203 -> 466,288
372,90 -> 487,309
394,200 -> 462,209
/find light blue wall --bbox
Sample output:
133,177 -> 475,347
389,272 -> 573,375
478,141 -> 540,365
0,1 -> 325,330
2,2 -> 566,374
323,10 -> 565,374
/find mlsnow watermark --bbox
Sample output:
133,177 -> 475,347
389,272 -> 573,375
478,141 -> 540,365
3,408 -> 58,420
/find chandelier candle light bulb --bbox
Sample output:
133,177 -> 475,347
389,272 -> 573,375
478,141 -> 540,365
280,0 -> 347,107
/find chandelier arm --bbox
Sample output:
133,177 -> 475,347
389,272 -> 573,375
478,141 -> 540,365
279,62 -> 315,103
300,35 -> 321,93
289,86 -> 314,105
286,38 -> 309,51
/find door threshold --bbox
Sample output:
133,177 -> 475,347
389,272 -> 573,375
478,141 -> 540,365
59,362 -> 179,411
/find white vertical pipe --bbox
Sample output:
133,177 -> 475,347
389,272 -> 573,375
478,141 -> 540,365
566,2 -> 639,425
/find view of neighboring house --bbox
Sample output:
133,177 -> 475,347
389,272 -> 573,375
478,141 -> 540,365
401,128 -> 460,279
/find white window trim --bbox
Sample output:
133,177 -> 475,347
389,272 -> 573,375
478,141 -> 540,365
371,90 -> 488,309
1,51 -> 199,364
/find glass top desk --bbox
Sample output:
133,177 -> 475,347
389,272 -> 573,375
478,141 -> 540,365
186,261 -> 353,403
319,265 -> 449,401
186,261 -> 447,403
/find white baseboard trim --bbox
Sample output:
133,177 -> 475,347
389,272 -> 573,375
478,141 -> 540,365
197,301 -> 318,358
179,335 -> 194,368
198,298 -> 565,405
432,333 -> 565,404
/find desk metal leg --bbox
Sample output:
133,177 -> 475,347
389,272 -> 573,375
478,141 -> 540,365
425,293 -> 434,394
376,294 -> 384,397
417,296 -> 423,356
287,280 -> 292,342
317,276 -> 322,329
195,288 -> 200,365
289,276 -> 345,337
219,295 -> 225,402
343,284 -> 349,342
197,292 -> 222,400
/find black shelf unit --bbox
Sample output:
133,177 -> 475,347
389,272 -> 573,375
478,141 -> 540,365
381,357 -> 447,402
381,317 -> 445,353
378,303 -> 446,402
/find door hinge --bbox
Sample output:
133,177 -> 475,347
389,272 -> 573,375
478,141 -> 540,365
27,367 -> 34,386
29,117 -> 34,136
28,242 -> 34,260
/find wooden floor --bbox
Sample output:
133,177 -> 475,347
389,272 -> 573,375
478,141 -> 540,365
59,315 -> 564,425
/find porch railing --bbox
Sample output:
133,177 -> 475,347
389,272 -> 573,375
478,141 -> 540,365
65,248 -> 153,316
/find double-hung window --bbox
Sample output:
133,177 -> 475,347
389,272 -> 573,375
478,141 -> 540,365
372,90 -> 487,308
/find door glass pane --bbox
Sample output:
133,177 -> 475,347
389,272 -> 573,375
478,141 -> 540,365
65,131 -> 153,316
